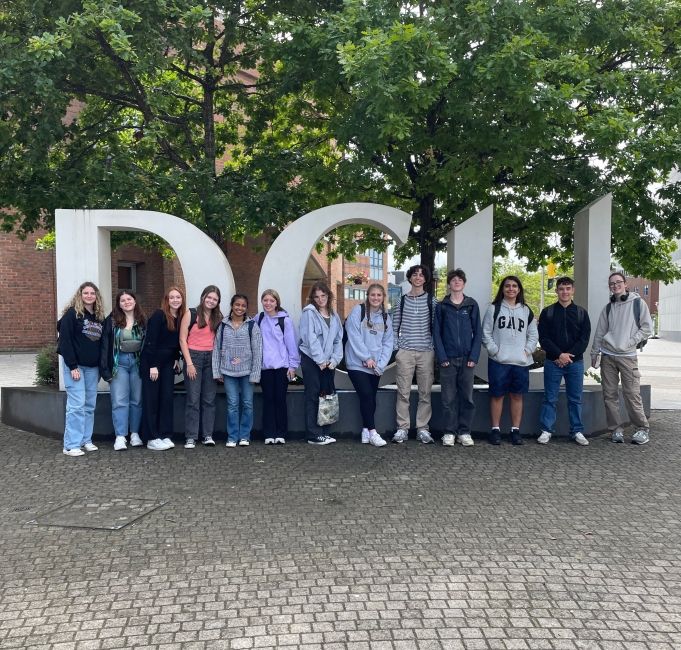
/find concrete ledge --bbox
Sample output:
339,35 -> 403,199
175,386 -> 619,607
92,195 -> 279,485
2,384 -> 651,441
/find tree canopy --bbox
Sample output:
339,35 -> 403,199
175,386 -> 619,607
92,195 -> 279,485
250,0 -> 681,279
2,0 -> 681,280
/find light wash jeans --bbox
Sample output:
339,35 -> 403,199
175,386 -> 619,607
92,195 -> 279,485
224,375 -> 253,442
62,359 -> 99,451
539,359 -> 584,436
109,352 -> 142,437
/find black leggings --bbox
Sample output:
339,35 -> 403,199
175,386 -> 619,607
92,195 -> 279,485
348,369 -> 380,430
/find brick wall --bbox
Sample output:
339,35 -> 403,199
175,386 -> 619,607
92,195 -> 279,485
0,232 -> 57,350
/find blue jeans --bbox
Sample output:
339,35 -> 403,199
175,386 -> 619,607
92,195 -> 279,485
62,359 -> 99,450
540,359 -> 584,436
224,375 -> 253,442
109,352 -> 142,437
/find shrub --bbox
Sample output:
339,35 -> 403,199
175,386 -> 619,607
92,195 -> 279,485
35,345 -> 59,386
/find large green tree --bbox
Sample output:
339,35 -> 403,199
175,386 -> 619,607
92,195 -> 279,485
249,0 -> 681,280
0,0 -> 337,243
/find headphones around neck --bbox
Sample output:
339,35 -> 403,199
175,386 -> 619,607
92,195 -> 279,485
610,292 -> 629,303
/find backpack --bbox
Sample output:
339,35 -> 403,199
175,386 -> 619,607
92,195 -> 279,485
606,297 -> 648,350
216,319 -> 255,354
343,304 -> 388,347
187,307 -> 198,333
257,311 -> 286,334
542,302 -> 586,328
397,293 -> 433,336
492,302 -> 534,329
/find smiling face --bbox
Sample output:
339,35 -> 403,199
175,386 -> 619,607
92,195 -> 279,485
313,290 -> 328,310
202,291 -> 219,311
409,268 -> 426,289
368,287 -> 385,309
608,274 -> 627,297
556,282 -> 574,305
262,293 -> 278,314
118,292 -> 136,314
231,297 -> 248,319
168,290 -> 183,311
502,279 -> 519,304
81,285 -> 97,309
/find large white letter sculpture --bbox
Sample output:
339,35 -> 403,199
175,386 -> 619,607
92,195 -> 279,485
55,204 -> 411,389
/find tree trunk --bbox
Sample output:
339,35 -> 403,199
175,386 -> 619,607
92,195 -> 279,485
415,194 -> 437,293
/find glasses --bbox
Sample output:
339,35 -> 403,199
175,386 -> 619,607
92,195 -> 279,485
608,280 -> 624,288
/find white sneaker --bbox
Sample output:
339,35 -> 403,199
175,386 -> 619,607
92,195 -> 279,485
442,434 -> 455,447
238,439 -> 250,446
63,448 -> 85,457
416,430 -> 434,444
457,434 -> 474,447
574,432 -> 589,446
368,431 -> 387,447
184,439 -> 196,449
162,438 -> 175,448
361,428 -> 371,443
392,429 -> 408,443
202,436 -> 215,446
264,438 -> 275,445
113,436 -> 127,451
537,431 -> 551,445
274,438 -> 286,445
129,432 -> 143,447
147,438 -> 171,451
225,441 -> 237,447
83,442 -> 98,452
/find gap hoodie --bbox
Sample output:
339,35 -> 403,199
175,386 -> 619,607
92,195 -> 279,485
298,304 -> 343,366
592,292 -> 653,357
344,305 -> 394,375
258,310 -> 300,370
482,301 -> 538,367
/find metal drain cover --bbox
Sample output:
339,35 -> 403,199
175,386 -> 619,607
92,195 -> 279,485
28,497 -> 166,530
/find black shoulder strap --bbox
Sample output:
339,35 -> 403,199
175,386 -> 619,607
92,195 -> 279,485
257,312 -> 264,326
278,316 -> 285,333
528,307 -> 534,324
633,296 -> 641,328
428,293 -> 433,332
217,322 -> 225,351
398,294 -> 406,334
360,303 -> 366,322
492,302 -> 501,329
188,307 -> 197,332
248,320 -> 255,337
606,302 -> 612,319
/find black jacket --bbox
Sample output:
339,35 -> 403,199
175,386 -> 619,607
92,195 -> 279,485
433,295 -> 482,364
538,302 -> 591,361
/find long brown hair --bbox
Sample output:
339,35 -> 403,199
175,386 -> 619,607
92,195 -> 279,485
112,290 -> 147,329
161,286 -> 186,331
61,281 -> 106,321
307,281 -> 334,315
196,285 -> 223,332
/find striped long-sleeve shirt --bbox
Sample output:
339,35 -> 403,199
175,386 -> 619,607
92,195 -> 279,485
391,292 -> 436,351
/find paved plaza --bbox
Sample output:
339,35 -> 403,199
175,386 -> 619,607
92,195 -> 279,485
1,340 -> 680,649
0,410 -> 680,650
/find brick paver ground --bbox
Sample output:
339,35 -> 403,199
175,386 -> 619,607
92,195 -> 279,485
1,412 -> 680,649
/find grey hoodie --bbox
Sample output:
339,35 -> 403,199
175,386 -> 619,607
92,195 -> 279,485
298,304 -> 343,366
592,292 -> 653,357
482,301 -> 538,367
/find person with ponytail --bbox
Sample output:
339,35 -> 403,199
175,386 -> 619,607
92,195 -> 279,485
212,294 -> 262,447
344,283 -> 393,447
257,289 -> 299,445
179,285 -> 223,449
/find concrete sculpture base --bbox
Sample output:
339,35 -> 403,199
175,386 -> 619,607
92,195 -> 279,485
2,384 -> 651,441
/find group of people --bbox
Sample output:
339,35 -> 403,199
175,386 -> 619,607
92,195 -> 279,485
57,266 -> 652,456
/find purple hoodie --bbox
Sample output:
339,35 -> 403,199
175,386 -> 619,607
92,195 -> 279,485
258,311 -> 300,370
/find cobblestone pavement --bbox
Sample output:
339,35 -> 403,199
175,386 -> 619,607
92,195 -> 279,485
0,411 -> 680,649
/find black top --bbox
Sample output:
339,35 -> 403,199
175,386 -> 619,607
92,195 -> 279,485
141,309 -> 180,367
538,302 -> 591,361
57,307 -> 104,370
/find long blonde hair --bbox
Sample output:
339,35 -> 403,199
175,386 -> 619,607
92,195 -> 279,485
364,283 -> 386,328
61,282 -> 106,321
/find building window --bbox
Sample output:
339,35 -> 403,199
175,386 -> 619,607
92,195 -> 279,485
118,263 -> 137,292
352,289 -> 366,300
644,285 -> 649,296
367,249 -> 383,280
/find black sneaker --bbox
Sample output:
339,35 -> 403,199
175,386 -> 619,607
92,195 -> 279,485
510,428 -> 523,445
489,428 -> 501,445
307,435 -> 336,445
